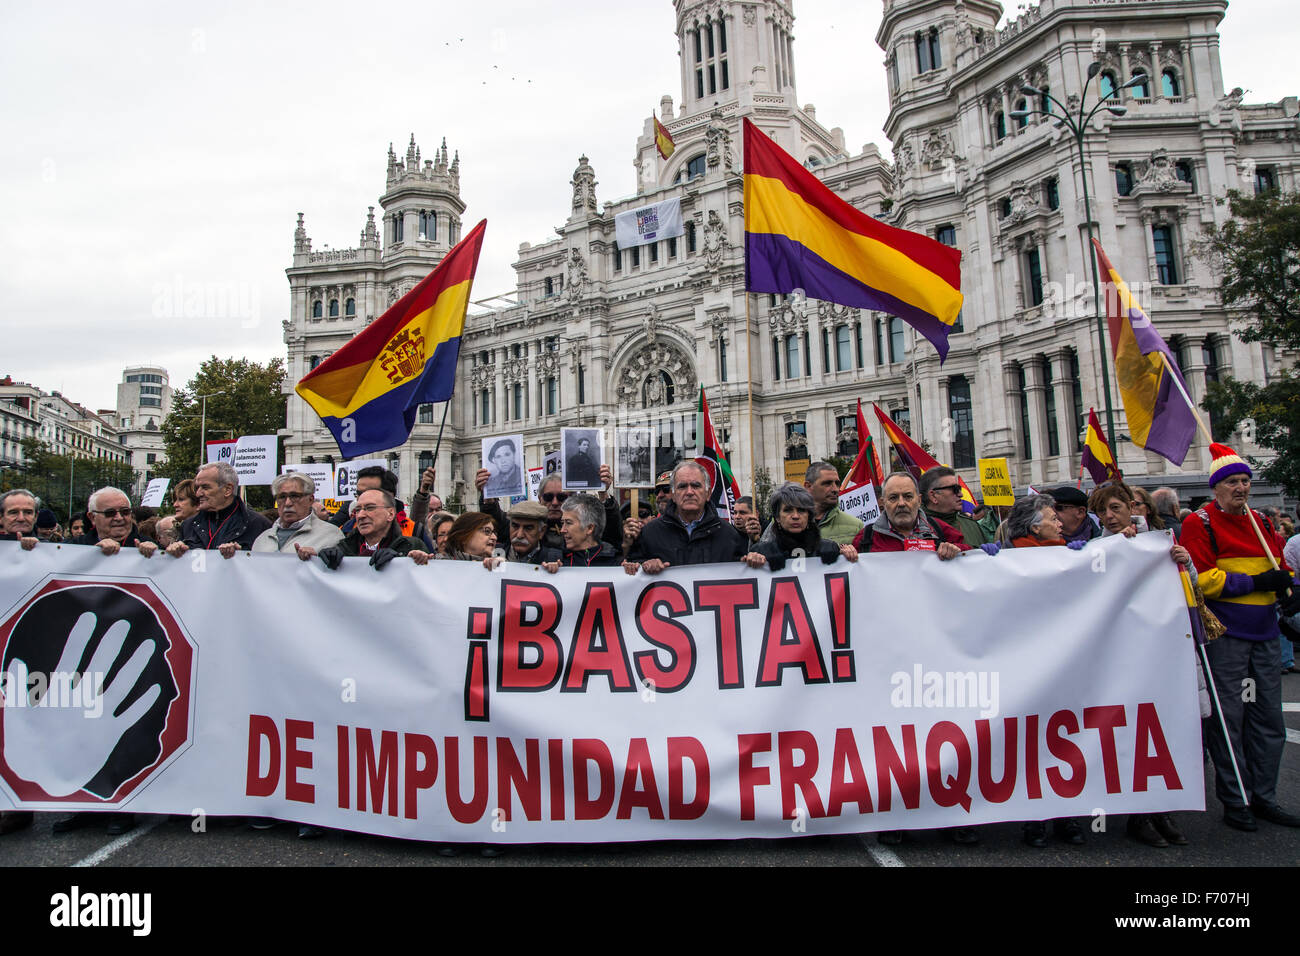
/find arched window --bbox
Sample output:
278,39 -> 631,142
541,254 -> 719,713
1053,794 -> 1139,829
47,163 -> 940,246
419,211 -> 428,239
994,111 -> 1006,141
1130,69 -> 1149,99
328,299 -> 339,318
914,26 -> 941,73
1014,98 -> 1029,130
1161,69 -> 1181,98
1099,71 -> 1118,101
678,154 -> 706,182
311,300 -> 322,318
344,298 -> 355,317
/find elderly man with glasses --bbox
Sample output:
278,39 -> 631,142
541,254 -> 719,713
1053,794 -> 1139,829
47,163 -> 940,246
72,487 -> 160,557
252,472 -> 343,554
919,466 -> 990,547
297,489 -> 429,570
623,460 -> 747,575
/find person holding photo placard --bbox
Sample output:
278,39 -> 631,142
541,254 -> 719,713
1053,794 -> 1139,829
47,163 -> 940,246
483,436 -> 524,499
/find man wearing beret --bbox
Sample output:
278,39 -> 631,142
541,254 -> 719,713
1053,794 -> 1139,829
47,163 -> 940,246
1180,443 -> 1300,832
486,499 -> 561,567
1048,485 -> 1102,545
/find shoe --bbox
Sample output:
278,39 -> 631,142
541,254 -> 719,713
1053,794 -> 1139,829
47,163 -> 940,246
437,845 -> 461,857
1250,801 -> 1300,828
248,817 -> 279,830
947,826 -> 980,845
1222,805 -> 1258,832
1126,815 -> 1168,848
1152,814 -> 1188,845
479,845 -> 507,858
1022,822 -> 1048,848
877,830 -> 904,846
297,825 -> 325,840
0,811 -> 33,835
105,814 -> 135,836
1054,819 -> 1085,845
52,812 -> 95,834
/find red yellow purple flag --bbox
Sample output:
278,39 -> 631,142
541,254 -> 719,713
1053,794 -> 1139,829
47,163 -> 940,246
842,399 -> 884,493
873,402 -> 977,514
743,118 -> 963,361
1080,407 -> 1120,487
295,220 -> 486,457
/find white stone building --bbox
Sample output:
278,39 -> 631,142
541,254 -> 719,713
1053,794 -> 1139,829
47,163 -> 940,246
280,0 -> 1298,507
113,366 -> 172,497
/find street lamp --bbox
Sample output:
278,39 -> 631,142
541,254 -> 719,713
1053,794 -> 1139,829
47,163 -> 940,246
1009,62 -> 1147,453
196,391 -> 227,463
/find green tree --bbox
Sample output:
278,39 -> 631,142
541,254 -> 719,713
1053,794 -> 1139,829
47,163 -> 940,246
161,357 -> 288,508
1195,189 -> 1300,495
4,438 -> 137,524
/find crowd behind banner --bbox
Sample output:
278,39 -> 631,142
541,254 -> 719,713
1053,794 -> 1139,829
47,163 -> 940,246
1,435 -> 1298,853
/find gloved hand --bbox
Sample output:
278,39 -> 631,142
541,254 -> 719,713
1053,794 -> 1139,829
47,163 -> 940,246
1278,588 -> 1300,617
980,542 -> 1001,556
1250,570 -> 1293,593
369,547 -> 400,570
1066,539 -> 1087,551
317,546 -> 345,571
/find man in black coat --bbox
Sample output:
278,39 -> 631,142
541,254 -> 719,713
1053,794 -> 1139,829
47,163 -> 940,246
623,460 -> 747,573
165,462 -> 271,560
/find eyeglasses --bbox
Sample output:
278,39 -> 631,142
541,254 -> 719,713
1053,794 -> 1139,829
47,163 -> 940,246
275,492 -> 308,503
351,504 -> 389,514
94,508 -> 133,518
542,492 -> 569,503
932,484 -> 962,494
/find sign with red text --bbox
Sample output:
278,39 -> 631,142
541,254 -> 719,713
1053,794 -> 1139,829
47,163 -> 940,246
0,535 -> 1203,842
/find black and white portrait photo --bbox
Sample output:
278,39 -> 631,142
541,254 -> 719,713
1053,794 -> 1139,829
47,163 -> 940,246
481,434 -> 525,499
615,427 -> 654,488
561,428 -> 602,491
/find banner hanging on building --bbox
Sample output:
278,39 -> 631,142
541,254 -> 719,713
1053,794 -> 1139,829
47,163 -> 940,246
615,197 -> 684,249
0,535 -> 1202,843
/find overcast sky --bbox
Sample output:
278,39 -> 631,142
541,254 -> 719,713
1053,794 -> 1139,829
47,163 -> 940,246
0,0 -> 1291,413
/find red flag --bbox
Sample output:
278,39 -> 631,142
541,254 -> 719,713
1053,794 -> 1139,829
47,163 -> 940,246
842,399 -> 883,493
696,387 -> 741,520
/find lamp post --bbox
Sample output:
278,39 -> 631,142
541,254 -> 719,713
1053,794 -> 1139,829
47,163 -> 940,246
196,391 -> 226,465
1010,63 -> 1147,453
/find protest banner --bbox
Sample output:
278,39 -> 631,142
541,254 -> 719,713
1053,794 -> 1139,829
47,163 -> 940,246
332,459 -> 387,501
282,463 -> 335,497
139,479 -> 170,509
838,481 -> 880,526
784,459 -> 810,484
977,459 -> 1015,507
230,435 -> 278,486
527,467 -> 544,502
205,439 -> 236,466
0,535 -> 1202,843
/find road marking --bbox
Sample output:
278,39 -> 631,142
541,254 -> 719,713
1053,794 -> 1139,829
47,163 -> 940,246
857,834 -> 906,867
1288,729 -> 1300,746
73,817 -> 164,868
1283,703 -> 1300,712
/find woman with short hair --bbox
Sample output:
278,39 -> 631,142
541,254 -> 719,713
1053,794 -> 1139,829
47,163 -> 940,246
743,483 -> 858,570
426,511 -> 456,556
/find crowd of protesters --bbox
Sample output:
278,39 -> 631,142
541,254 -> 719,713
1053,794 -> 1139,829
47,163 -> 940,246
1,439 -> 1298,855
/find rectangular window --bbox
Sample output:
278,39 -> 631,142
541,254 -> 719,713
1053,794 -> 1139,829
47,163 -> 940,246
1153,225 -> 1179,284
772,336 -> 782,380
836,415 -> 857,458
632,247 -> 640,268
668,237 -> 677,259
614,246 -> 622,271
802,331 -> 811,376
785,335 -> 799,381
696,70 -> 705,99
481,390 -> 491,426
578,364 -> 586,404
947,376 -> 975,469
855,323 -> 864,368
889,317 -> 905,363
875,318 -> 884,367
1026,249 -> 1044,306
418,404 -> 434,424
649,243 -> 659,264
708,64 -> 716,94
719,336 -> 728,382
785,422 -> 807,461
1044,178 -> 1060,210
721,60 -> 729,90
1255,167 -> 1276,195
687,222 -> 697,254
547,377 -> 558,415
836,325 -> 851,371
1043,362 -> 1060,457
936,225 -> 956,246
544,277 -> 554,297
821,328 -> 830,372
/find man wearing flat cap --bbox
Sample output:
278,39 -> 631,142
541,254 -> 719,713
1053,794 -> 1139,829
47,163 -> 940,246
485,499 -> 562,568
1048,485 -> 1102,545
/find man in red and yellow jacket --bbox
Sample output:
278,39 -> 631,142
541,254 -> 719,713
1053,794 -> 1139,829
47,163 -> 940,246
1180,443 -> 1300,832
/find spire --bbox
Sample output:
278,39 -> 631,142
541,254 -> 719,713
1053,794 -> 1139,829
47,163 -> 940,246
294,212 -> 310,253
405,134 -> 418,169
440,137 -> 449,166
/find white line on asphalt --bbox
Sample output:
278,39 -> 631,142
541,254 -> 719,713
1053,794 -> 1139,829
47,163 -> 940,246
73,817 -> 164,868
1283,703 -> 1300,712
1288,729 -> 1300,746
857,834 -> 906,867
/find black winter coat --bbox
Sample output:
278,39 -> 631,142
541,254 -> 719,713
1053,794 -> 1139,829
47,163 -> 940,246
628,502 -> 747,567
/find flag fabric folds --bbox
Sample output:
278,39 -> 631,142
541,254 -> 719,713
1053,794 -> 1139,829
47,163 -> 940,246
842,399 -> 884,493
743,118 -> 964,361
872,403 -> 977,514
1092,239 -> 1197,467
696,387 -> 741,520
654,113 -> 676,160
296,220 -> 487,458
1080,407 -> 1121,487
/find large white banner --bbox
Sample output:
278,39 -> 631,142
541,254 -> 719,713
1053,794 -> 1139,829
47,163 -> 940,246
0,535 -> 1202,843
615,197 -> 684,249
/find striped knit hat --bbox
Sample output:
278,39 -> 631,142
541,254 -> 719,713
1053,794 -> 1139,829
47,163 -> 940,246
1208,442 -> 1251,488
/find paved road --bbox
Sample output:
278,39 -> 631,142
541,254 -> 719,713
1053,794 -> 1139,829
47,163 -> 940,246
4,674 -> 1299,869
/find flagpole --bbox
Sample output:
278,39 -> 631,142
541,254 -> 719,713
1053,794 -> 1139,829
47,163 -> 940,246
745,291 -> 756,504
432,400 -> 452,466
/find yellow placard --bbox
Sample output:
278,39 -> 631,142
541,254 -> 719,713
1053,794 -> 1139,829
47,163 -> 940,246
784,458 -> 811,485
977,458 -> 1015,506
320,498 -> 343,515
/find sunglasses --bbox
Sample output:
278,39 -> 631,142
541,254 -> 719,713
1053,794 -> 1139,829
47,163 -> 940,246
94,508 -> 133,519
932,484 -> 962,494
542,492 -> 569,503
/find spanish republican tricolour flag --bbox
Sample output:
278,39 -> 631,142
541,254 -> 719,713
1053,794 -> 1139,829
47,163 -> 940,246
296,219 -> 487,458
1092,238 -> 1196,467
873,402 -> 977,514
1080,407 -> 1120,487
654,113 -> 676,160
743,118 -> 963,361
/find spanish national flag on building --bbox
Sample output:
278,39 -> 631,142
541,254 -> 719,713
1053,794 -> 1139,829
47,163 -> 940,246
743,118 -> 963,361
654,113 -> 676,160
295,219 -> 487,458
1080,406 -> 1120,487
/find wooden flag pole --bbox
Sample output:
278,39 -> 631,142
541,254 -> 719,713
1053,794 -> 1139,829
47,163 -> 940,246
745,291 -> 757,504
1158,351 -> 1281,569
630,488 -> 639,519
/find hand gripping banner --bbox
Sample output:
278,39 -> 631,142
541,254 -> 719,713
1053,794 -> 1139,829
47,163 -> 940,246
0,535 -> 1203,842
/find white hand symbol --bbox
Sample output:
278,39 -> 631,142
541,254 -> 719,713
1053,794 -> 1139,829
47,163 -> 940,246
3,612 -> 162,797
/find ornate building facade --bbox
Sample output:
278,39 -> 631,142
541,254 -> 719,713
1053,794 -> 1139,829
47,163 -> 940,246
281,0 -> 1298,505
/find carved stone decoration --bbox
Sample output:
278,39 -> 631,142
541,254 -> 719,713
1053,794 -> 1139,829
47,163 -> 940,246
703,209 -> 728,274
921,128 -> 956,168
614,340 -> 698,409
834,425 -> 858,448
742,4 -> 756,26
470,363 -> 496,389
954,0 -> 972,48
502,357 -> 529,387
705,107 -> 735,172
895,142 -> 914,177
785,430 -> 809,456
564,248 -> 589,303
537,351 -> 559,376
294,212 -> 310,253
1208,87 -> 1244,130
707,306 -> 730,345
999,179 -> 1041,226
769,299 -> 807,334
386,281 -> 415,306
1134,148 -> 1187,194
643,301 -> 660,344
571,155 -> 598,215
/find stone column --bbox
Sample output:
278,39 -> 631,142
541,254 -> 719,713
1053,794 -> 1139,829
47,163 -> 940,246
1150,44 -> 1164,102
1000,84 -> 1012,136
1139,210 -> 1158,282
1179,42 -> 1193,99
937,377 -> 953,466
1024,355 -> 1049,484
1002,361 -> 1024,482
1050,348 -> 1078,461
493,349 -> 505,427
1118,44 -> 1132,101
